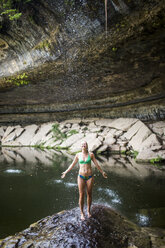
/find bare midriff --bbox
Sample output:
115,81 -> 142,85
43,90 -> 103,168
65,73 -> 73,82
79,163 -> 92,177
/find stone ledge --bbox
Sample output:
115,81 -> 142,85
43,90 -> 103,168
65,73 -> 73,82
0,205 -> 152,248
0,118 -> 165,163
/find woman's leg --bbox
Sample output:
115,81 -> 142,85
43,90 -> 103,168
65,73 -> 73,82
86,177 -> 94,217
77,176 -> 86,220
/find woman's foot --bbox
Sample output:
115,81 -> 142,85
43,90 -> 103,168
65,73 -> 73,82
81,213 -> 85,221
87,212 -> 92,218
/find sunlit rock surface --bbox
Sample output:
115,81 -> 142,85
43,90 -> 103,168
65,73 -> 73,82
0,118 -> 165,162
0,205 -> 151,248
0,0 -> 165,123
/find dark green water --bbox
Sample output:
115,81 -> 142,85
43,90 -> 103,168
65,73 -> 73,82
0,147 -> 165,239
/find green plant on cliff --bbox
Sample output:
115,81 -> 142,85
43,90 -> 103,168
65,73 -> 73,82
1,8 -> 22,20
121,150 -> 126,154
4,72 -> 29,86
150,156 -> 163,164
67,129 -> 78,137
0,0 -> 31,21
133,150 -> 138,159
52,123 -> 67,141
125,150 -> 138,159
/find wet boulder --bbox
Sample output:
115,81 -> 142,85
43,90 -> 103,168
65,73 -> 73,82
0,205 -> 151,248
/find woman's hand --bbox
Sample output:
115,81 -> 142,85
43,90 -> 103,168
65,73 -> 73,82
61,172 -> 66,179
102,172 -> 108,178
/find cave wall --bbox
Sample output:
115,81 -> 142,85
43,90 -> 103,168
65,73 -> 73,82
0,0 -> 165,124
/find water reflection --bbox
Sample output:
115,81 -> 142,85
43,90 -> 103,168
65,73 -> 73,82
50,179 -> 77,188
1,146 -> 164,178
0,147 -> 165,239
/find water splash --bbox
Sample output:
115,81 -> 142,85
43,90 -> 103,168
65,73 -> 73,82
136,214 -> 150,226
112,198 -> 121,204
93,200 -> 112,208
97,187 -> 121,204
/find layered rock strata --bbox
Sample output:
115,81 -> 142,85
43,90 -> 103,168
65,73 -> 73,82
0,118 -> 165,163
0,0 -> 165,122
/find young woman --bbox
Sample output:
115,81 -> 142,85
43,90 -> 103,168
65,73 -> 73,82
61,141 -> 108,220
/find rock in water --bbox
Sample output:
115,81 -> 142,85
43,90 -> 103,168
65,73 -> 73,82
0,205 -> 151,248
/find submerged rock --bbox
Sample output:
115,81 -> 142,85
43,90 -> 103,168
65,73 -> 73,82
0,205 -> 151,248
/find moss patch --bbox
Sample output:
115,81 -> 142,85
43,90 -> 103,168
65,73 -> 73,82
2,73 -> 29,87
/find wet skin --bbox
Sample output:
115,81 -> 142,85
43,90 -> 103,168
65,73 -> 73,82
61,141 -> 107,220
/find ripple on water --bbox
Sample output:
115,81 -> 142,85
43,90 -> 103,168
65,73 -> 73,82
4,169 -> 22,174
46,179 -> 63,185
65,182 -> 77,188
47,179 -> 77,188
54,179 -> 62,184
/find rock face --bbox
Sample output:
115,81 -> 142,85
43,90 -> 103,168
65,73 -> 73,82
0,0 -> 165,123
0,118 -> 165,162
0,205 -> 151,248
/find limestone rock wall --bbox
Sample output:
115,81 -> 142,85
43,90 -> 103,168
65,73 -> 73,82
0,0 -> 165,122
0,118 -> 165,163
0,0 -> 104,77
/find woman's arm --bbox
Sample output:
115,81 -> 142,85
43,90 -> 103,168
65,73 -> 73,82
61,154 -> 78,178
91,153 -> 108,178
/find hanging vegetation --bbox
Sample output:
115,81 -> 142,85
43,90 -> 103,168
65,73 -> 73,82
0,0 -> 31,21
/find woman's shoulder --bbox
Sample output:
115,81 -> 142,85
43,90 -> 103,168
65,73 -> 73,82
89,152 -> 94,157
76,152 -> 81,157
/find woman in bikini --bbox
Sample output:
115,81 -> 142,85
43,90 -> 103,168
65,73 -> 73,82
61,141 -> 108,220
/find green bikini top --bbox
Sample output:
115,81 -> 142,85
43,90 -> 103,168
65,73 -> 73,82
79,153 -> 91,164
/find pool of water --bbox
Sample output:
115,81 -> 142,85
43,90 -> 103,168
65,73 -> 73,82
0,147 -> 165,239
